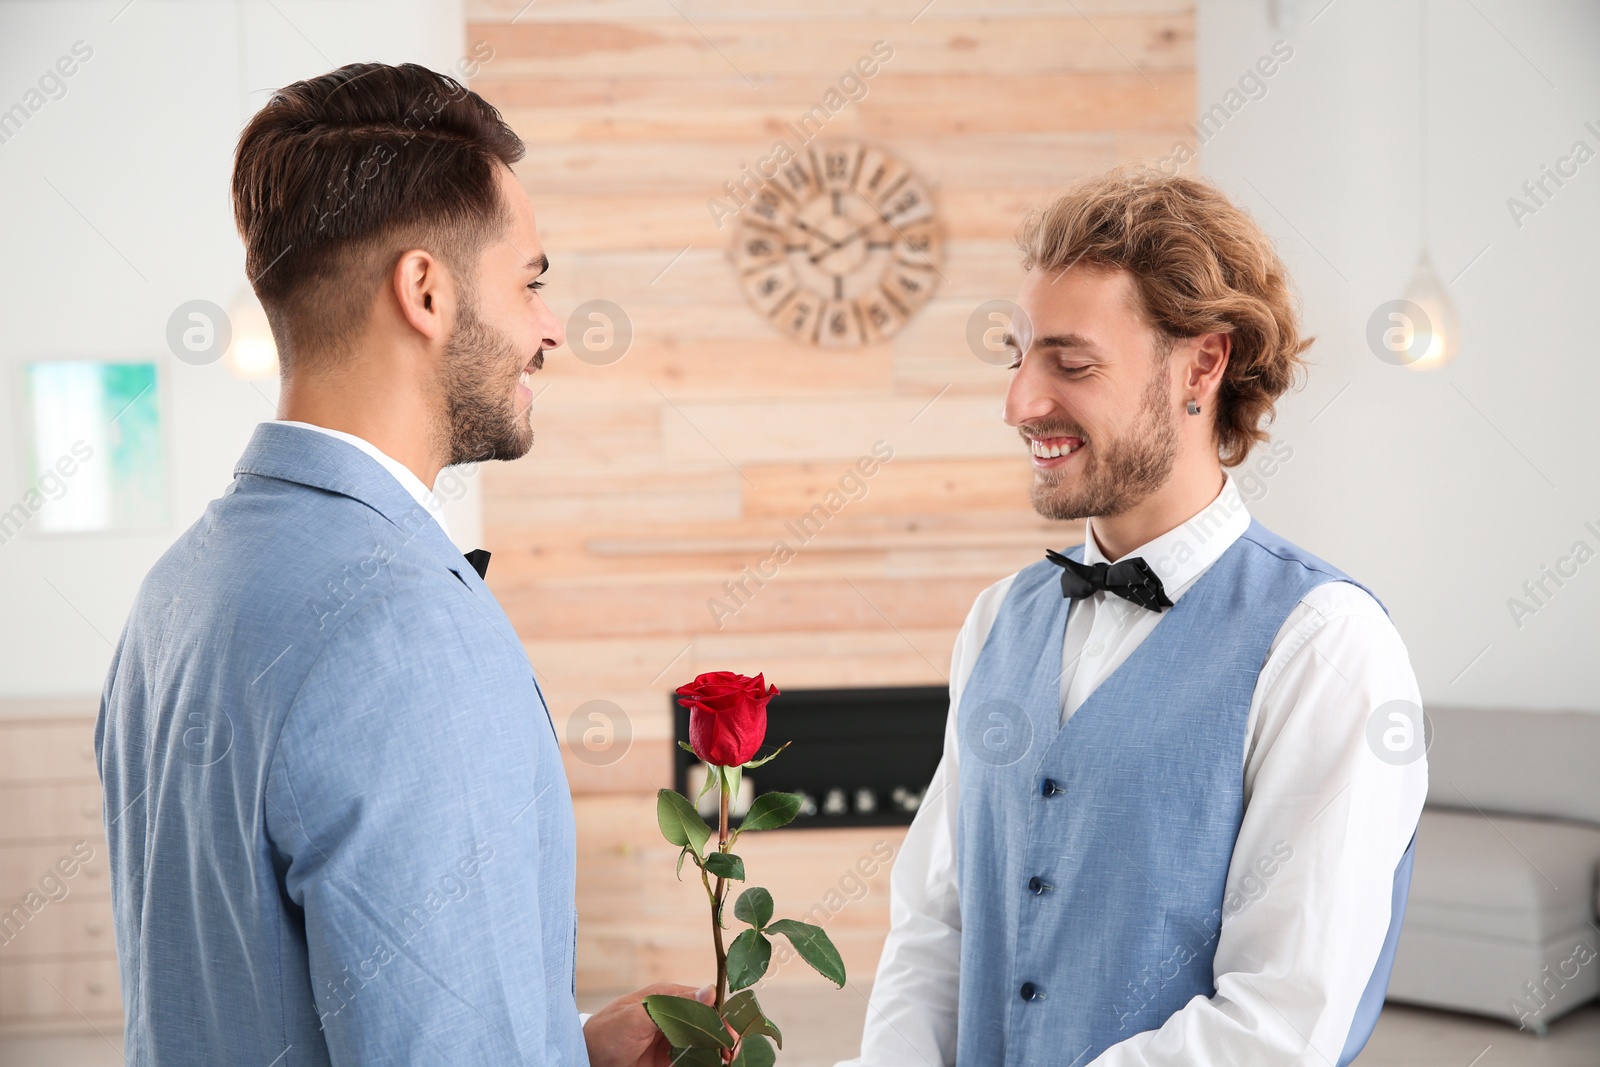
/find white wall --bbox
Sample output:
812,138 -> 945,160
0,0 -> 476,700
5,0 -> 1595,711
1196,0 -> 1600,711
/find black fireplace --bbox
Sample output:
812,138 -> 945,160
671,685 -> 947,830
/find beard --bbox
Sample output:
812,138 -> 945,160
440,294 -> 536,466
1028,359 -> 1179,522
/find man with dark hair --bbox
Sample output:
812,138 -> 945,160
845,167 -> 1426,1065
97,62 -> 698,1065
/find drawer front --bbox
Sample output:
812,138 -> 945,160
0,841 -> 110,902
0,955 -> 121,1023
0,721 -> 98,784
0,896 -> 116,961
0,783 -> 103,843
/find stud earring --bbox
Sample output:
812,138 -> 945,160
1185,400 -> 1201,415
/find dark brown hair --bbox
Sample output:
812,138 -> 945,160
1017,164 -> 1313,468
232,62 -> 523,369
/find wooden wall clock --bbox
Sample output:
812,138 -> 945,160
731,140 -> 941,347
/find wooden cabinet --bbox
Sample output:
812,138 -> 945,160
0,708 -> 120,1036
0,958 -> 122,1025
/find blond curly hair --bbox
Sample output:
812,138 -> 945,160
1016,165 -> 1313,468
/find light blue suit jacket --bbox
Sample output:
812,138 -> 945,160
96,421 -> 587,1065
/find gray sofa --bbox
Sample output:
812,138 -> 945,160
1386,705 -> 1600,1035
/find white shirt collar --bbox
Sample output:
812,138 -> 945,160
1081,469 -> 1252,599
274,421 -> 450,538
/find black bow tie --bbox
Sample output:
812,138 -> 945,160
463,549 -> 491,579
1045,549 -> 1173,612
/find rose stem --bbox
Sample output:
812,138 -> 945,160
713,774 -> 731,1017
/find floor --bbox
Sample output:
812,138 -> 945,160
2,992 -> 1595,1065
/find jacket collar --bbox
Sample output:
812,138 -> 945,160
234,421 -> 474,586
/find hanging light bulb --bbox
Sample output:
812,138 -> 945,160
1401,0 -> 1459,371
226,284 -> 279,379
1400,249 -> 1460,369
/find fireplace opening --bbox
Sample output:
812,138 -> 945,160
672,685 -> 947,830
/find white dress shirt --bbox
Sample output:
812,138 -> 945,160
843,469 -> 1428,1066
276,421 -> 451,540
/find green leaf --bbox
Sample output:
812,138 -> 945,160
742,741 -> 791,769
694,762 -> 721,803
675,844 -> 694,881
722,763 -> 742,801
642,994 -> 733,1050
703,852 -> 745,881
731,1034 -> 776,1067
767,919 -> 846,987
733,886 -> 773,930
656,789 -> 712,860
667,1047 -> 722,1067
726,928 -> 771,992
738,792 -> 802,832
677,740 -> 698,756
722,990 -> 783,1050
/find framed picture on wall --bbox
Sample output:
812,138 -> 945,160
15,359 -> 168,534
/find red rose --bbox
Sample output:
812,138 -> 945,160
676,671 -> 779,767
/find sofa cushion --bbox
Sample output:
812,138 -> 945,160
1425,706 -> 1600,825
1405,808 -> 1600,943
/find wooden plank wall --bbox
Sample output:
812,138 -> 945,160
466,0 -> 1195,996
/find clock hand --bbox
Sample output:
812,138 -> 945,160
790,217 -> 856,263
788,218 -> 832,241
832,217 -> 889,249
807,216 -> 891,264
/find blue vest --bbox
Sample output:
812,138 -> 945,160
954,516 -> 1415,1066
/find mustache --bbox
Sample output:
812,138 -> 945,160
524,349 -> 545,373
1018,423 -> 1085,441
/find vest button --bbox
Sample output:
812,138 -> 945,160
1028,876 -> 1052,894
1040,778 -> 1062,797
1020,982 -> 1042,1002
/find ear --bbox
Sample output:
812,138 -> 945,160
1185,331 -> 1232,404
391,248 -> 453,343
